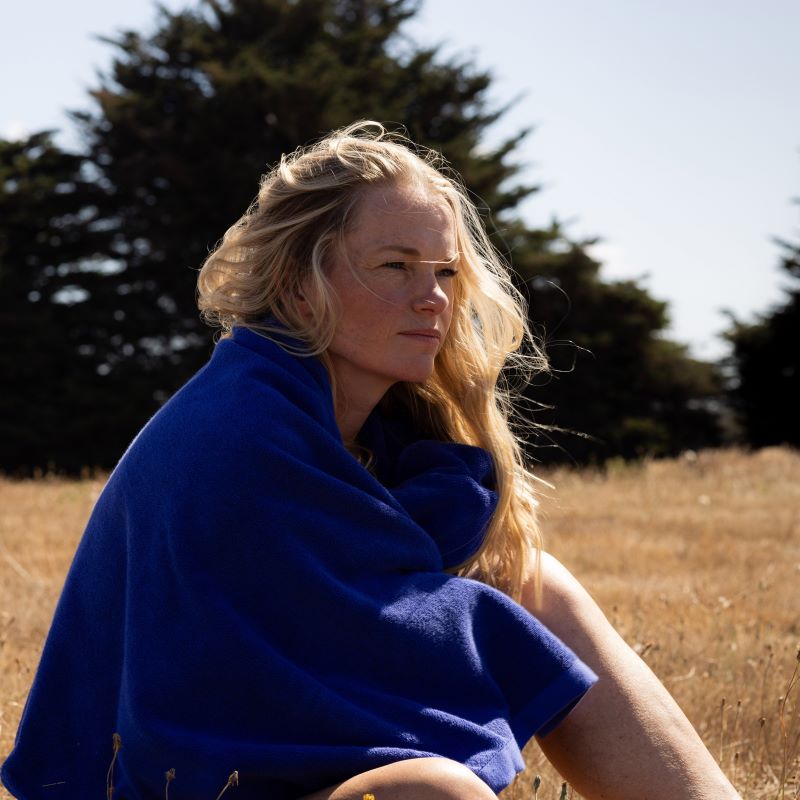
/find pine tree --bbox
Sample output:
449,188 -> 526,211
724,198 -> 800,447
0,132 -> 127,471
67,0 -> 534,379
2,0 -> 722,470
501,221 -> 722,462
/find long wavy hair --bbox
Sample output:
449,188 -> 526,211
197,121 -> 549,601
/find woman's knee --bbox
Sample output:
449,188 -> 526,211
302,756 -> 496,800
405,758 -> 497,800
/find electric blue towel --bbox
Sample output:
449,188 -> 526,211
1,326 -> 597,800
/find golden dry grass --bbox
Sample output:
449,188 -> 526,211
1,448 -> 798,799
508,446 -> 800,800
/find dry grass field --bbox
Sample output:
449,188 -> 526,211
1,447 -> 798,799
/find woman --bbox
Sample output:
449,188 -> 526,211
2,123 -> 739,800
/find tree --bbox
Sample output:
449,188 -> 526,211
498,221 -> 723,463
67,0 -> 535,386
724,199 -> 800,447
0,132 -> 132,471
2,0 -> 722,471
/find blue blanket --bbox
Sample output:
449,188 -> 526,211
2,327 -> 596,800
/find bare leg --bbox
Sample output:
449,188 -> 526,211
298,757 -> 497,800
527,551 -> 741,799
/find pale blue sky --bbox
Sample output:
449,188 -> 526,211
2,0 -> 798,360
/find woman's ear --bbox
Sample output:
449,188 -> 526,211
295,285 -> 312,317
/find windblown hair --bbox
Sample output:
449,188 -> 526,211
198,121 -> 549,601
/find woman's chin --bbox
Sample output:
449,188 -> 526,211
398,363 -> 437,385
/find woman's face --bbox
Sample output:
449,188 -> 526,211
324,181 -> 459,409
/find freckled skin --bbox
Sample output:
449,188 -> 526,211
324,183 -> 459,442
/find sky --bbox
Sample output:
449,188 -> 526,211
2,0 -> 798,361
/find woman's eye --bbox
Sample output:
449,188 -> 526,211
438,268 -> 459,278
381,261 -> 406,270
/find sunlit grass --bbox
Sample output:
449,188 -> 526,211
507,446 -> 800,799
1,447 -> 798,799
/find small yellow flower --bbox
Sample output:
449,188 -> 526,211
363,794 -> 376,800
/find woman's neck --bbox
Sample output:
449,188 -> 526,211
331,373 -> 393,445
335,394 -> 378,446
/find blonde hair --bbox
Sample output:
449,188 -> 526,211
198,121 -> 549,600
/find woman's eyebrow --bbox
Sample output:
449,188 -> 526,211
375,245 -> 420,255
373,245 -> 460,262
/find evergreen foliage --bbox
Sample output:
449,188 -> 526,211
0,132 -> 134,470
1,0 -> 722,472
499,221 -> 722,462
724,200 -> 800,447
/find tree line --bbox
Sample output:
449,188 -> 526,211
1,0 -> 797,474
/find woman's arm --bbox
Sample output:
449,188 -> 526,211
527,551 -> 741,799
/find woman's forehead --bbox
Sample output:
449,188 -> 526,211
347,183 -> 456,247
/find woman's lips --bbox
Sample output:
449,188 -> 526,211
398,330 -> 442,342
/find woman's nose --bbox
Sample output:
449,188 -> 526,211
412,273 -> 449,314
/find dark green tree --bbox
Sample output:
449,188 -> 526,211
0,132 -> 133,471
66,0 -> 534,387
498,221 -> 722,463
4,0 -> 534,472
724,199 -> 800,447
2,0 -> 722,471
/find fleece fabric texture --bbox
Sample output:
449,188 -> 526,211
1,326 -> 597,800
